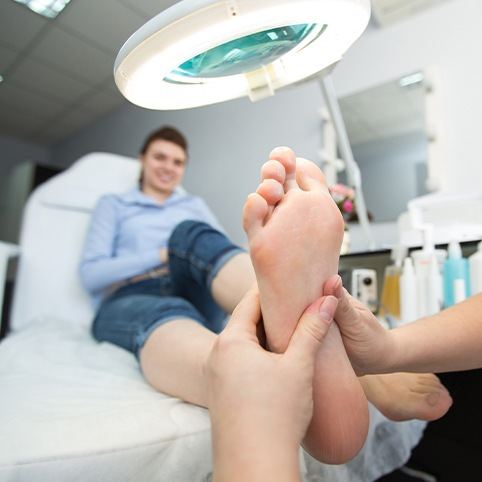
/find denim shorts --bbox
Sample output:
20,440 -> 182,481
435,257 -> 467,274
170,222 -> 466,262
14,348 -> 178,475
92,220 -> 245,358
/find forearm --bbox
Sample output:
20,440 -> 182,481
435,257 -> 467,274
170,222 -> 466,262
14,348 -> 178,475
80,248 -> 163,293
212,419 -> 301,482
388,294 -> 482,374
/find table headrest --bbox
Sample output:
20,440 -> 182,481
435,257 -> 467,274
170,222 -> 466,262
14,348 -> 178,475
38,152 -> 140,211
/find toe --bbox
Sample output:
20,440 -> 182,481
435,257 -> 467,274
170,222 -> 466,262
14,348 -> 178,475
243,193 -> 269,236
269,146 -> 298,191
256,179 -> 284,206
261,160 -> 286,185
423,389 -> 453,420
296,158 -> 329,193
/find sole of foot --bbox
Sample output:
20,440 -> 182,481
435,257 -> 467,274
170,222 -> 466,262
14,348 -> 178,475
243,146 -> 369,464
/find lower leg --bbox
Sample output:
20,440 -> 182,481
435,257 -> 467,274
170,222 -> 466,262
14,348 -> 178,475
139,319 -> 215,407
210,252 -> 256,313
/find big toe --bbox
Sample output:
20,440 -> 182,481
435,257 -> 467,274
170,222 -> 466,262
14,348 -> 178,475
296,157 -> 329,193
243,193 -> 269,237
420,388 -> 453,421
269,146 -> 298,191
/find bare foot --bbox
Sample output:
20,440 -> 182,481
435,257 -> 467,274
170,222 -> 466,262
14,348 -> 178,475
243,146 -> 368,464
360,373 -> 453,422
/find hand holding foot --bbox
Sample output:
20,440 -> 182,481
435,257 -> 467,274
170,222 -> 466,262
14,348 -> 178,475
324,275 -> 397,375
243,147 -> 368,464
206,288 -> 338,482
324,277 -> 453,422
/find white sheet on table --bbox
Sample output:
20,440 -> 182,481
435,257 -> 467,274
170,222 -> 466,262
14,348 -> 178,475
0,320 -> 212,482
0,320 -> 426,482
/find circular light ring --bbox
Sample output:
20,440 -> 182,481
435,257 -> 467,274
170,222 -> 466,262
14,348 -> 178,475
114,0 -> 371,110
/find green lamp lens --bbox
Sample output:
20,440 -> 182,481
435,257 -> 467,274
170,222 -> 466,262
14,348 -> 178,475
168,23 -> 323,80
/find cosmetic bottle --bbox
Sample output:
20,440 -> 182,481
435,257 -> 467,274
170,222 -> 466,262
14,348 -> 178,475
410,226 -> 446,317
469,242 -> 482,295
400,257 -> 417,325
443,241 -> 470,307
380,246 -> 406,321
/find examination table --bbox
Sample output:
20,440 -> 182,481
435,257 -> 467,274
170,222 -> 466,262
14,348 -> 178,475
0,152 -> 425,482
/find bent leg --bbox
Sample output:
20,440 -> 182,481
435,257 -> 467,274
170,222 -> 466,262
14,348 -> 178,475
93,289 -> 215,407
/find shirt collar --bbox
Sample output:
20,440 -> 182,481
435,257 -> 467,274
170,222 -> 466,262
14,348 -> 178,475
122,187 -> 187,206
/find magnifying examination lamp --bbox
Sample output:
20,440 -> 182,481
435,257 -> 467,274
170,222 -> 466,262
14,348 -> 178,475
114,0 -> 375,249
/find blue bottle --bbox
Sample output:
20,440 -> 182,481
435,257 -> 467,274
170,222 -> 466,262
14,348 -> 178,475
443,241 -> 471,307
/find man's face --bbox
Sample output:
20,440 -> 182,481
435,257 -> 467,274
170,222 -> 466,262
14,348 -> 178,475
140,139 -> 187,195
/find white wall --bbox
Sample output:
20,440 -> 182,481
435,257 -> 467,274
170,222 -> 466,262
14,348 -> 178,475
51,0 -> 482,243
350,131 -> 428,222
332,0 -> 482,193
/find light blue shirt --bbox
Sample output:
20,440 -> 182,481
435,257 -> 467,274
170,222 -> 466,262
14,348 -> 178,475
80,188 -> 222,306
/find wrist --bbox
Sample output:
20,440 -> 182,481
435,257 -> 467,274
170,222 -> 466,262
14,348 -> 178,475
211,412 -> 300,453
212,419 -> 301,482
379,328 -> 400,374
358,327 -> 399,376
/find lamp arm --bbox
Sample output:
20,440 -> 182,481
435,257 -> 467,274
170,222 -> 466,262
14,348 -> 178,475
318,74 -> 375,250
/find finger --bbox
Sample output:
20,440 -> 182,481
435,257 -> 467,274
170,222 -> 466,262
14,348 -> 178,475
334,287 -> 362,332
286,295 -> 337,362
324,274 -> 343,298
225,286 -> 262,336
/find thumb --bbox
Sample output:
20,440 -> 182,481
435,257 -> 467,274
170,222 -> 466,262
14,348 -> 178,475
286,295 -> 337,362
334,287 -> 362,335
225,287 -> 261,336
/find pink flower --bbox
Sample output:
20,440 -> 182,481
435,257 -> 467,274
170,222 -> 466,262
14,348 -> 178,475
329,184 -> 355,199
343,199 -> 354,213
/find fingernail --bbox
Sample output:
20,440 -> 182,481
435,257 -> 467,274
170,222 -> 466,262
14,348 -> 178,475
426,392 -> 441,406
319,296 -> 337,323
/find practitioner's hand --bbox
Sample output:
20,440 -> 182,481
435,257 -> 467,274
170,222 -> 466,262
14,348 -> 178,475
324,275 -> 396,376
206,287 -> 338,482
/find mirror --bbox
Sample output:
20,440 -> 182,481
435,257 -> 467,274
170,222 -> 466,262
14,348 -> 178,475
338,73 -> 429,224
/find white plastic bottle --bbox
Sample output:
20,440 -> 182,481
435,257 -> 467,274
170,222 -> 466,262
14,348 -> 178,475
469,242 -> 482,295
411,226 -> 446,317
400,257 -> 417,325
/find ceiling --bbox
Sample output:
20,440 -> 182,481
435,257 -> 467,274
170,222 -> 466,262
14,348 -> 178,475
371,0 -> 452,26
0,0 -> 451,147
0,0 -> 178,146
340,77 -> 425,146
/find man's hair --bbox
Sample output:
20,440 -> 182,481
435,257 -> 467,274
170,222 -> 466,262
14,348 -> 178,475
139,126 -> 188,155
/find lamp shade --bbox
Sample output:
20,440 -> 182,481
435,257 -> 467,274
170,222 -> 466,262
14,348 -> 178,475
114,0 -> 370,110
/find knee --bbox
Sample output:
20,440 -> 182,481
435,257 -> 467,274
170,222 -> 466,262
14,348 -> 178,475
168,220 -> 213,252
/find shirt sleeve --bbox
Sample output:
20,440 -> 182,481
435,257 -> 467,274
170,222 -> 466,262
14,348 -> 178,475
79,195 -> 161,295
